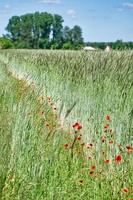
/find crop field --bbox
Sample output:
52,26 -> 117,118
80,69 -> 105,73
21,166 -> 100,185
0,50 -> 133,200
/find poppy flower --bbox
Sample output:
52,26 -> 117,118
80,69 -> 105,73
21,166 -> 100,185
89,171 -> 94,176
109,140 -> 113,144
72,122 -> 82,130
86,143 -> 93,149
126,145 -> 133,153
72,122 -> 78,128
115,154 -> 122,163
106,115 -> 111,121
104,159 -> 110,164
45,123 -> 49,127
76,136 -> 81,141
101,136 -> 106,143
90,165 -> 96,171
110,129 -> 113,134
64,144 -> 69,149
79,179 -> 84,184
104,124 -> 110,129
122,188 -> 129,193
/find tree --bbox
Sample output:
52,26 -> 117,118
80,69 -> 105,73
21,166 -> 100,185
19,13 -> 34,48
6,12 -> 63,49
39,12 -> 53,49
62,42 -> 73,49
32,12 -> 53,49
63,25 -> 84,49
63,26 -> 71,42
70,25 -> 83,46
52,14 -> 64,48
114,40 -> 125,50
0,37 -> 13,49
6,16 -> 21,42
5,12 -> 84,49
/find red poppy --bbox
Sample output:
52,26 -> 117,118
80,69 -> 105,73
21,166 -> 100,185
79,179 -> 84,184
45,123 -> 49,127
115,154 -> 122,163
104,124 -> 110,129
110,129 -> 113,134
104,159 -> 110,164
101,136 -> 106,143
126,145 -> 133,153
72,122 -> 82,130
109,140 -> 113,144
106,115 -> 111,121
64,144 -> 69,149
122,188 -> 129,193
86,143 -> 93,149
90,165 -> 96,171
76,136 -> 81,141
89,171 -> 94,176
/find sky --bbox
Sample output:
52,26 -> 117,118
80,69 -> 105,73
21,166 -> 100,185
0,0 -> 133,42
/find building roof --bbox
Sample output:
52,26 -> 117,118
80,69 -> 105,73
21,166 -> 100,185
83,46 -> 96,51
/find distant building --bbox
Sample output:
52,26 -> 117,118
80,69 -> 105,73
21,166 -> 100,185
83,46 -> 96,51
105,45 -> 112,52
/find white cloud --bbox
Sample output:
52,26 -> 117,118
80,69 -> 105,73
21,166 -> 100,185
123,2 -> 133,9
39,0 -> 61,4
67,9 -> 76,18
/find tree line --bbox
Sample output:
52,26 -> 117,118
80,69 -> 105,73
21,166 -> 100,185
1,12 -> 83,49
0,11 -> 133,50
86,40 -> 133,50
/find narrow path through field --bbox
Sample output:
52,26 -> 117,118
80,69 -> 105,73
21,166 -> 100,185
0,60 -> 64,199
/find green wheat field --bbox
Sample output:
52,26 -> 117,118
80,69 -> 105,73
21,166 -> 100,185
0,50 -> 133,200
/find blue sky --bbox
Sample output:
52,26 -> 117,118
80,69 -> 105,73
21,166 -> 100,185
0,0 -> 133,42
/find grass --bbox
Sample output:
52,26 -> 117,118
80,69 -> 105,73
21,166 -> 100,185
0,50 -> 133,200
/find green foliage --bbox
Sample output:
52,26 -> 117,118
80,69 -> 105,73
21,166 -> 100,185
70,25 -> 84,45
52,14 -> 64,43
6,12 -> 54,49
63,25 -> 84,49
0,37 -> 13,49
5,12 -> 84,49
62,42 -> 73,49
6,16 -> 21,42
63,26 -> 71,42
86,40 -> 133,50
